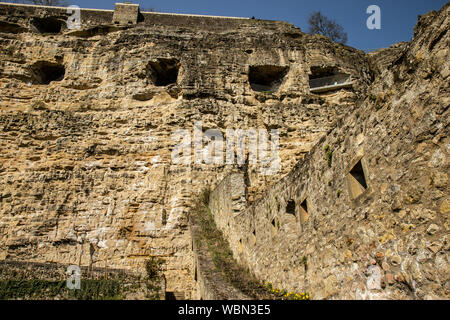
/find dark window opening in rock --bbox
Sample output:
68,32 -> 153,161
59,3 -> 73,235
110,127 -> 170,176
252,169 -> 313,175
29,61 -> 65,85
165,291 -> 185,300
286,200 -> 296,215
248,65 -> 289,92
147,58 -> 180,86
309,66 -> 340,80
300,199 -> 308,213
161,209 -> 167,226
309,66 -> 351,92
30,17 -> 63,34
300,199 -> 309,224
348,159 -> 368,199
350,160 -> 367,189
271,218 -> 278,236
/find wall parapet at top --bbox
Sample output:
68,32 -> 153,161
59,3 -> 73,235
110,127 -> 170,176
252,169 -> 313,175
0,2 -> 255,31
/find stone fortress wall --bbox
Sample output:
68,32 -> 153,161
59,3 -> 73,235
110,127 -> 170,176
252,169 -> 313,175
0,2 -> 252,32
0,1 -> 447,299
208,3 -> 449,300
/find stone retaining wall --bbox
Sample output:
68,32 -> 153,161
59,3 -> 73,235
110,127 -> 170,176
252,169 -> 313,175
208,4 -> 449,300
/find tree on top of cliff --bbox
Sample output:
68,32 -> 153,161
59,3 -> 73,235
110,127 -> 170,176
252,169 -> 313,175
308,11 -> 348,45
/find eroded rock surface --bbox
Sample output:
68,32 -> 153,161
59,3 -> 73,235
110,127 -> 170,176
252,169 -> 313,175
0,2 -> 447,299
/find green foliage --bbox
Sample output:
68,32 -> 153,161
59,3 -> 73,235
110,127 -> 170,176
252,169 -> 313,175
199,187 -> 211,206
190,189 -> 314,300
0,279 -> 122,300
301,256 -> 308,272
144,257 -> 164,300
70,280 -> 122,300
264,281 -> 311,300
191,190 -> 274,299
145,257 -> 163,280
324,145 -> 333,167
336,189 -> 342,198
145,280 -> 162,300
275,196 -> 280,212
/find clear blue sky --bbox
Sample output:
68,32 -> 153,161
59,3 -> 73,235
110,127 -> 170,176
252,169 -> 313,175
7,0 -> 449,51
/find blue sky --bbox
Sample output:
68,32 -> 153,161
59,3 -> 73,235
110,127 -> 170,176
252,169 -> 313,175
7,0 -> 449,51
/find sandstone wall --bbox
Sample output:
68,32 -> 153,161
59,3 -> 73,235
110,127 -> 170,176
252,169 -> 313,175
0,2 -> 376,298
209,173 -> 247,242
209,4 -> 449,300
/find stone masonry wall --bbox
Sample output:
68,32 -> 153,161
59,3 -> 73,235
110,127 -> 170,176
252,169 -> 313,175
209,4 -> 449,300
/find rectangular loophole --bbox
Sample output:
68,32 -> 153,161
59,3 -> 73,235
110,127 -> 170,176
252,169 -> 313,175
300,199 -> 308,224
348,158 -> 368,199
271,218 -> 278,236
286,200 -> 296,215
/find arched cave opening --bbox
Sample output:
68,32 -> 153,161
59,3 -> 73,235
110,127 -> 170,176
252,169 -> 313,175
309,66 -> 351,91
29,61 -> 65,85
147,58 -> 180,86
0,21 -> 27,34
30,17 -> 63,34
248,65 -> 289,92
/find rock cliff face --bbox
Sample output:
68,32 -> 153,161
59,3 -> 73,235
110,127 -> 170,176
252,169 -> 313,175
0,2 -> 447,299
208,4 -> 449,300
